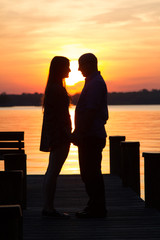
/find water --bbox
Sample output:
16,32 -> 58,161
0,105 -> 160,199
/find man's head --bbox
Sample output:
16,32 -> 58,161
78,53 -> 98,77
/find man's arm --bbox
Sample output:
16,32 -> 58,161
71,109 -> 96,145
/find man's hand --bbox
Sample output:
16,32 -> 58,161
71,130 -> 82,146
71,109 -> 96,146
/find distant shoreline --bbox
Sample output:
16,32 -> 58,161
0,89 -> 160,107
1,104 -> 160,108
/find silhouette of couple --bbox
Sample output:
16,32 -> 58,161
40,53 -> 109,219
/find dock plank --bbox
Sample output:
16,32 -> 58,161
23,175 -> 160,239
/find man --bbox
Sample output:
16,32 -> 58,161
71,53 -> 109,218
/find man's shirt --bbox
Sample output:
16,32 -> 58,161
75,71 -> 109,138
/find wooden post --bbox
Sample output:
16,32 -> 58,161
143,152 -> 160,210
4,153 -> 27,209
109,136 -> 126,177
0,205 -> 23,240
121,141 -> 140,196
0,171 -> 23,207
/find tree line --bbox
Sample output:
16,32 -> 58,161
0,89 -> 160,107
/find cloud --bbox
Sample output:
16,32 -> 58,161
88,1 -> 160,27
0,0 -> 79,41
1,11 -> 67,38
66,81 -> 84,95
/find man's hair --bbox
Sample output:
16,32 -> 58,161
79,53 -> 97,67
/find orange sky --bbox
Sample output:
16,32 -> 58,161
0,0 -> 160,95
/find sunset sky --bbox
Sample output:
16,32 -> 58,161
0,0 -> 160,95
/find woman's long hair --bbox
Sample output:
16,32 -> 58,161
42,56 -> 69,109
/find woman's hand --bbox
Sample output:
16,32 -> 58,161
70,130 -> 82,146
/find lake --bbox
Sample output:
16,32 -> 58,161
0,105 -> 160,199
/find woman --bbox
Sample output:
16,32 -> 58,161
40,56 -> 71,218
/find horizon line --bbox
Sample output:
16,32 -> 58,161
1,88 -> 160,96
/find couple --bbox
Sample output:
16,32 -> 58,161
40,53 -> 109,219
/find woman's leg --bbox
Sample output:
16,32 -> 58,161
43,143 -> 70,211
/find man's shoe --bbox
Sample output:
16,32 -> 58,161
76,209 -> 107,218
42,209 -> 70,219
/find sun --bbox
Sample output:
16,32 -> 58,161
65,60 -> 84,86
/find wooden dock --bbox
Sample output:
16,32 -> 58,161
23,174 -> 160,239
